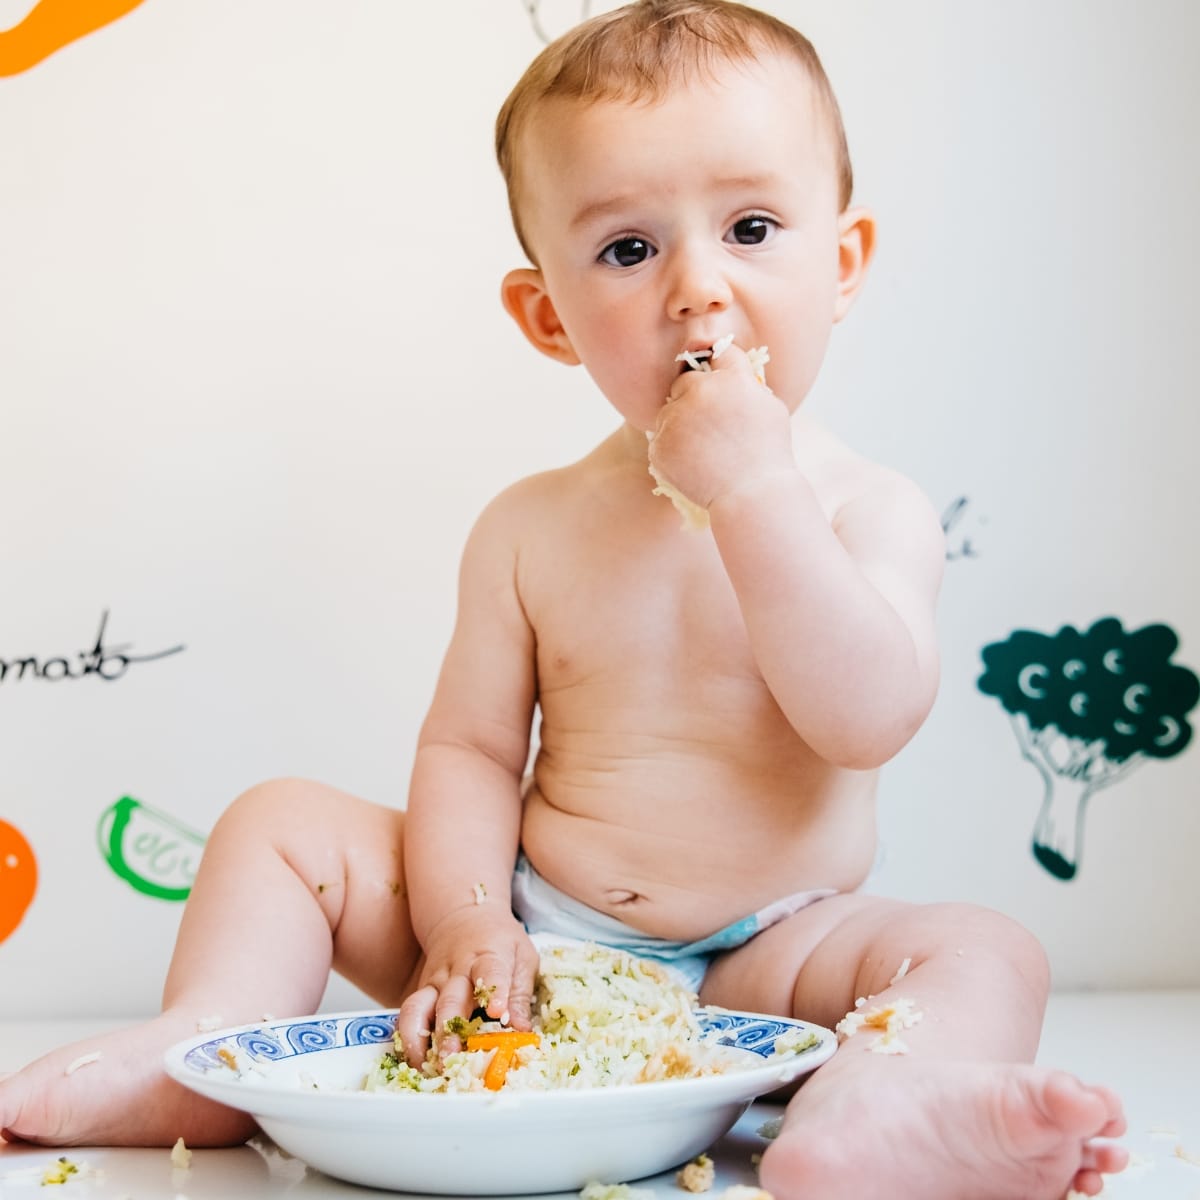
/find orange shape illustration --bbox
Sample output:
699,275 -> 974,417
0,0 -> 147,77
0,819 -> 38,943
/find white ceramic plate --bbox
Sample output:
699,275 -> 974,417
165,1007 -> 836,1195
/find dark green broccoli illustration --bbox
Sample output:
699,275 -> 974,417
978,618 -> 1198,880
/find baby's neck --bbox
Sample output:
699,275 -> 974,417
615,420 -> 652,464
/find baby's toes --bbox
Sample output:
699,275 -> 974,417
1080,1138 -> 1128,1176
1069,1167 -> 1105,1196
1090,1083 -> 1126,1138
1039,1072 -> 1114,1139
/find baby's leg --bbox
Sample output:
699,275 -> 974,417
701,896 -> 1128,1200
0,779 -> 419,1149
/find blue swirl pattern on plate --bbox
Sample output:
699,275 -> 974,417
697,1011 -> 806,1058
183,1009 -> 819,1073
184,1012 -> 396,1073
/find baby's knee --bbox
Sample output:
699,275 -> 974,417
922,901 -> 1050,997
213,776 -> 329,836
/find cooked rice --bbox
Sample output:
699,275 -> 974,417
63,1051 -> 102,1076
363,942 -> 741,1095
835,996 -> 923,1055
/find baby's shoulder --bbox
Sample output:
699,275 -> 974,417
479,461 -> 579,520
797,417 -> 943,547
465,461 -> 585,553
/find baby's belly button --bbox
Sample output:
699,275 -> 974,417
603,888 -> 641,905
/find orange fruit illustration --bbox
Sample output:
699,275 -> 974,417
0,0 -> 147,77
0,819 -> 38,943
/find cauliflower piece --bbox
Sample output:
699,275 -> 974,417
579,1182 -> 655,1200
676,1153 -> 715,1192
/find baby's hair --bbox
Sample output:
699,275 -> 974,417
495,0 -> 854,263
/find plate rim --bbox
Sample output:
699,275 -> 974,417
163,1004 -> 837,1120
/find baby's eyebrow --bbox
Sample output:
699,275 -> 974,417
568,194 -> 642,232
568,172 -> 786,232
708,171 -> 785,194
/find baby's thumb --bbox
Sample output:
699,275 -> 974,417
708,337 -> 750,373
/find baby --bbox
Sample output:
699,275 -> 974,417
0,4 -> 1126,1197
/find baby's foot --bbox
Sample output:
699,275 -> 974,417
759,1058 -> 1127,1200
0,1014 -> 255,1148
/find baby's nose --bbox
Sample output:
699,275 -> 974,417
666,249 -> 732,319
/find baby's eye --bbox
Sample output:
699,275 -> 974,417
727,216 -> 776,246
598,237 -> 655,268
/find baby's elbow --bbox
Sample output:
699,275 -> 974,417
820,738 -> 899,773
812,697 -> 933,771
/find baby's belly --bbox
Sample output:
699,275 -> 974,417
518,735 -> 878,942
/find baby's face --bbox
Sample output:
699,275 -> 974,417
515,51 -> 858,431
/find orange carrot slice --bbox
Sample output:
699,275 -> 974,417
466,1030 -> 540,1051
466,1029 -> 541,1091
481,1044 -> 515,1091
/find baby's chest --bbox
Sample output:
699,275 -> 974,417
527,541 -> 757,694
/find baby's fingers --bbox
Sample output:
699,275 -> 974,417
503,939 -> 541,1030
432,973 -> 476,1054
467,940 -> 539,1030
395,985 -> 438,1068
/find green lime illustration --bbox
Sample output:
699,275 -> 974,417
97,796 -> 206,901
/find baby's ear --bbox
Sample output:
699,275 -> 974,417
833,206 -> 876,323
501,269 -> 581,365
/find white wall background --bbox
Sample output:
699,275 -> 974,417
1,0 -> 1197,1017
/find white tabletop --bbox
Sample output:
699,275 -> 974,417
1,991 -> 1197,1199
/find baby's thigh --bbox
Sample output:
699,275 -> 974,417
207,778 -> 419,1000
698,894 -> 905,1027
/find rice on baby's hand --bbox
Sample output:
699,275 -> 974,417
648,336 -> 770,531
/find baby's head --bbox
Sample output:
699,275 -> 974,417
496,0 -> 853,265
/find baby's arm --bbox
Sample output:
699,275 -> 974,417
709,466 -> 944,768
650,346 -> 944,769
397,491 -> 540,1064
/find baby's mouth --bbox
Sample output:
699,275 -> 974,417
674,333 -> 735,374
675,349 -> 712,374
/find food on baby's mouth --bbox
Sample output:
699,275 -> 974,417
363,942 -> 750,1095
650,336 -> 770,531
676,332 -> 737,373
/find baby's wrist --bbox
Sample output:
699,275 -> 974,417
707,465 -> 803,518
420,892 -> 516,944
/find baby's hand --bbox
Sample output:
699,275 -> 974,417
650,342 -> 794,514
395,905 -> 539,1069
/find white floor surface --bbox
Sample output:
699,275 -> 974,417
1,991 -> 1197,1199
